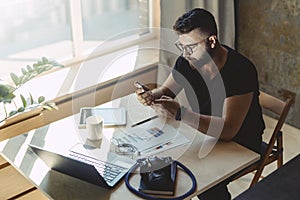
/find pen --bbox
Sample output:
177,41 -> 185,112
155,141 -> 172,150
131,115 -> 159,127
141,141 -> 172,155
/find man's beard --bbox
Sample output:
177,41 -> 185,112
187,46 -> 215,69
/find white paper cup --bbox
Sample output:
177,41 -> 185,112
86,116 -> 103,141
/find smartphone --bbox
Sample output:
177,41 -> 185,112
134,81 -> 150,91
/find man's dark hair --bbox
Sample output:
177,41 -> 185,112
173,8 -> 218,37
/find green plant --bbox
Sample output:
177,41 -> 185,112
0,57 -> 63,123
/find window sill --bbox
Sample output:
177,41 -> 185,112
0,38 -> 160,140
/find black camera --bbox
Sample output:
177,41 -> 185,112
139,156 -> 173,186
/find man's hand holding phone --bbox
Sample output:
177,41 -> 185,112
134,81 -> 155,106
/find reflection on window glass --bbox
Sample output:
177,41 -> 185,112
81,0 -> 149,41
0,0 -> 72,59
0,0 -> 151,81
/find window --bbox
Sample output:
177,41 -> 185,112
81,0 -> 149,41
0,0 -> 156,82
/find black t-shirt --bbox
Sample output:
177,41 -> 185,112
172,45 -> 265,153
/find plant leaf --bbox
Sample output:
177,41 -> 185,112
38,96 -> 45,103
49,60 -> 64,68
18,75 -> 25,85
10,73 -> 19,86
27,65 -> 33,72
9,110 -> 18,117
21,68 -> 27,75
45,65 -> 53,71
19,74 -> 28,85
17,107 -> 25,112
29,93 -> 34,104
20,94 -> 27,107
2,93 -> 15,103
42,57 -> 48,64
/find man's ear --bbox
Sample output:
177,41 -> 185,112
208,35 -> 217,49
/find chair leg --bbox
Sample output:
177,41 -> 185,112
278,154 -> 283,167
277,136 -> 283,167
250,166 -> 265,187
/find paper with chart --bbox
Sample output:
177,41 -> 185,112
112,119 -> 191,154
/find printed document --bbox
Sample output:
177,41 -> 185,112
112,118 -> 190,154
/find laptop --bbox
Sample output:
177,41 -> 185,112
28,144 -> 135,189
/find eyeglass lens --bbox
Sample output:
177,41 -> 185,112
175,42 -> 196,55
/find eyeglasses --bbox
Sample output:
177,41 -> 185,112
174,37 -> 208,55
111,138 -> 140,157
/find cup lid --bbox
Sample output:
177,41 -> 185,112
86,115 -> 103,124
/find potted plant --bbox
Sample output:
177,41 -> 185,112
0,57 -> 63,127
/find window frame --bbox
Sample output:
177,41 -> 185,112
66,0 -> 159,66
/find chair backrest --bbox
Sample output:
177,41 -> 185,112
259,91 -> 294,150
232,90 -> 295,186
250,90 -> 294,186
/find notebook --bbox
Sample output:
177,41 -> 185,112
28,144 -> 135,189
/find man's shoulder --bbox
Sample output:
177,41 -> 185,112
223,45 -> 254,66
223,45 -> 256,72
174,56 -> 190,70
221,46 -> 258,84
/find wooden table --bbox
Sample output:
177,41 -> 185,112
0,94 -> 259,200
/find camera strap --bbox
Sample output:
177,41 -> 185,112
125,160 -> 197,200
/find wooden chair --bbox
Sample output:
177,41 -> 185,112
232,90 -> 295,187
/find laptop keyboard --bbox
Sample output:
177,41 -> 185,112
68,151 -> 127,184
